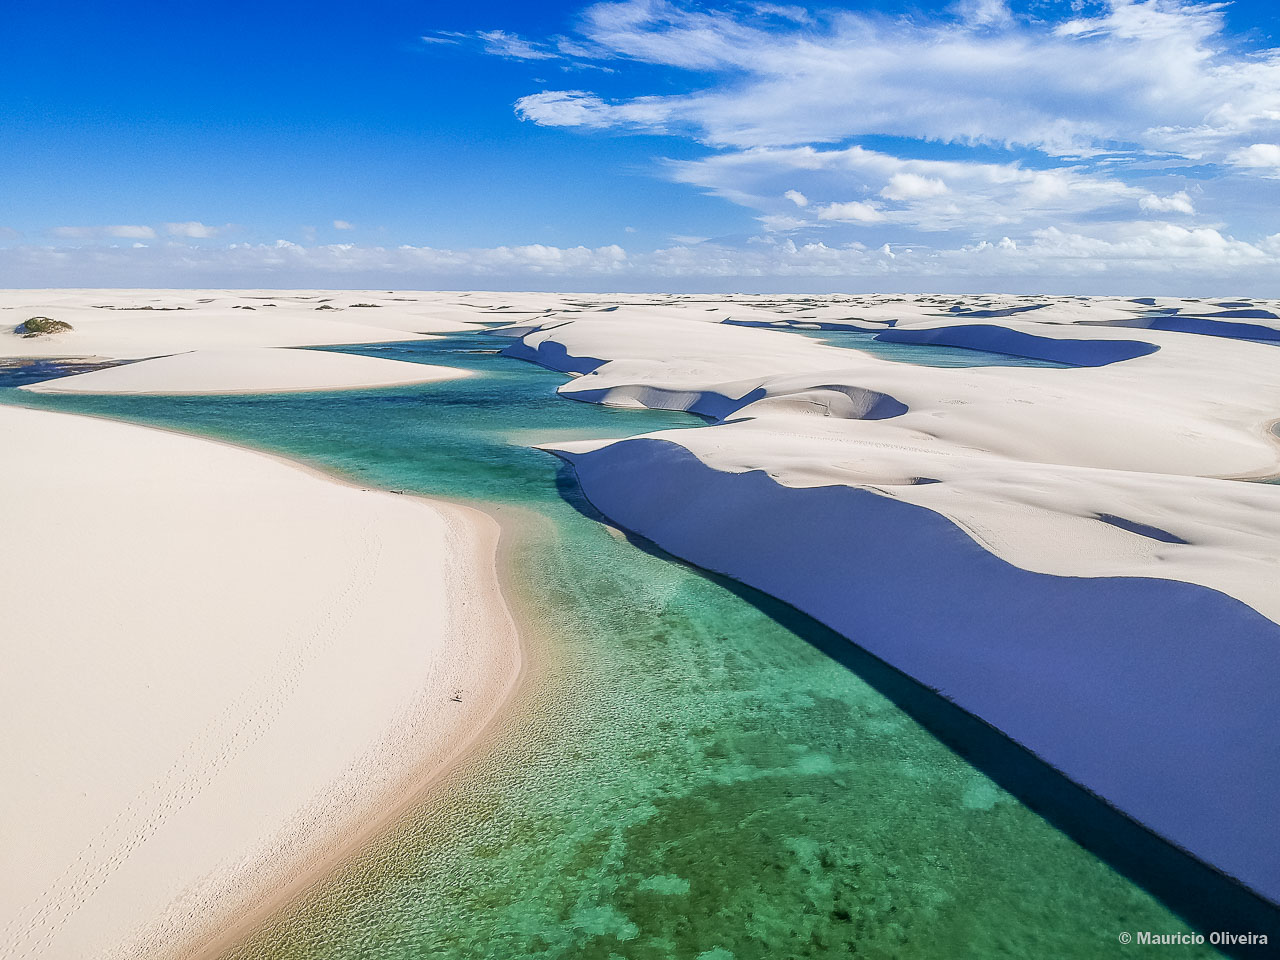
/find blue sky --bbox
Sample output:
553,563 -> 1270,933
3,0 -> 1279,292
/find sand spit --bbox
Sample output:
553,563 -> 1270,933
19,346 -> 470,395
0,404 -> 521,960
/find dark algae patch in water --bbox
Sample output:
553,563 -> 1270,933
2,335 -> 1262,958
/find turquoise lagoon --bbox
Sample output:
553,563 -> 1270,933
2,333 -> 1257,958
778,326 -> 1072,368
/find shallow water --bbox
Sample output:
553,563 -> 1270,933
786,328 -> 1073,367
0,356 -> 133,388
1,335 -> 1242,958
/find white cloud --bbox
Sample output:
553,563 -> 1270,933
451,0 -> 1280,291
817,200 -> 885,223
477,29 -> 557,60
51,224 -> 156,240
665,143 -> 1144,233
513,0 -> 1280,161
757,213 -> 807,232
5,230 -> 1280,292
109,225 -> 156,239
751,4 -> 811,24
1023,223 -> 1272,270
880,173 -> 949,202
165,221 -> 220,238
515,90 -> 671,129
951,0 -> 1013,28
1230,143 -> 1280,175
333,219 -> 355,230
1138,191 -> 1195,214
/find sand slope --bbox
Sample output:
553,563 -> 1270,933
20,346 -> 469,395
0,405 -> 520,960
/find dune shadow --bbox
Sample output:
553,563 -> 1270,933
551,460 -> 1280,956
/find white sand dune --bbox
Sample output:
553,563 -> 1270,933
0,404 -> 521,960
5,287 -> 1280,945
20,346 -> 469,395
506,293 -> 1280,904
0,290 -> 489,360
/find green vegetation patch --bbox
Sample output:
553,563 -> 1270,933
16,316 -> 73,336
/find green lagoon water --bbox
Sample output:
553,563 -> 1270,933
2,335 -> 1236,958
784,327 -> 1073,368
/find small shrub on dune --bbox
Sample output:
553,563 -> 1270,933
16,316 -> 73,336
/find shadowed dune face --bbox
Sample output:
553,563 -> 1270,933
872,324 -> 1159,366
556,437 -> 1280,906
1087,314 -> 1280,344
500,336 -> 605,375
1095,513 -> 1189,544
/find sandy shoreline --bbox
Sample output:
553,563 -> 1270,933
206,500 -> 563,960
186,498 -> 529,960
0,403 -> 526,960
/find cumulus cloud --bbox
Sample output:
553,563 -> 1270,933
1230,143 -> 1280,175
333,219 -> 355,230
1138,191 -> 1195,214
817,200 -> 885,223
665,143 -> 1145,233
784,189 -> 808,207
758,213 -> 807,232
1023,223 -> 1272,270
880,173 -> 949,202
